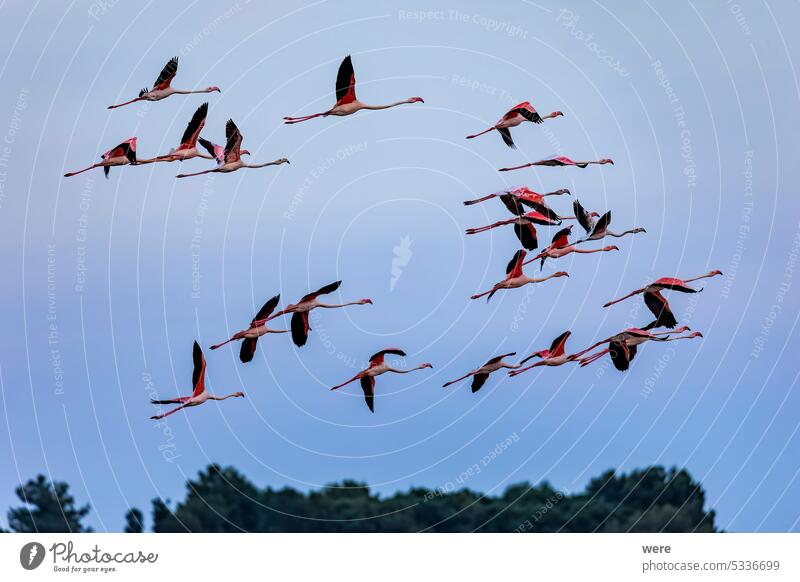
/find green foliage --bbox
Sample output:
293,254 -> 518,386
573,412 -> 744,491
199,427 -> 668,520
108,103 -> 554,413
124,508 -> 144,533
7,475 -> 91,533
148,464 -> 716,533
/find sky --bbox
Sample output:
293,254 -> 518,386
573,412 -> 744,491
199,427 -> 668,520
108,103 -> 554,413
0,0 -> 799,533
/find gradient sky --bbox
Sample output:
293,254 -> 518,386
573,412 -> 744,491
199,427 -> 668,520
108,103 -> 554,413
1,0 -> 799,532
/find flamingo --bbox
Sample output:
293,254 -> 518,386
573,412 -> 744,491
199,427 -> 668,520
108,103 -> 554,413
523,225 -> 619,270
578,327 -> 702,371
149,342 -> 244,420
571,200 -> 646,244
465,208 -> 561,251
107,57 -> 220,109
463,185 -> 570,223
136,103 -> 215,164
176,120 -> 288,178
283,55 -> 423,124
602,270 -> 723,329
499,156 -> 614,172
209,295 -> 289,363
442,352 -> 521,392
470,250 -> 569,302
465,102 -> 563,148
63,137 -> 136,178
330,349 -> 433,412
262,281 -> 372,347
508,331 -> 583,377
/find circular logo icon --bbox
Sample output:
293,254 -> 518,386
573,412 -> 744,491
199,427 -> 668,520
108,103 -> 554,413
19,542 -> 46,570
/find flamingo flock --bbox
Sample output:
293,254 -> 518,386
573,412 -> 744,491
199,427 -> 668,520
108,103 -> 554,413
63,52 -> 719,417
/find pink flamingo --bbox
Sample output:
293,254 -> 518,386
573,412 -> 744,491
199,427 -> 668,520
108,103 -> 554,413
283,55 -> 423,124
465,102 -> 563,148
262,281 -> 372,347
330,349 -> 433,412
523,225 -> 619,270
463,185 -> 570,223
603,271 -> 724,308
508,331 -> 584,377
443,352 -> 521,392
64,137 -> 136,178
499,156 -> 614,172
108,57 -> 220,109
150,342 -> 244,419
136,103 -> 215,164
471,250 -> 569,302
209,295 -> 289,363
603,270 -> 723,330
176,119 -> 288,177
571,200 -> 645,244
578,327 -> 702,371
465,208 -> 561,251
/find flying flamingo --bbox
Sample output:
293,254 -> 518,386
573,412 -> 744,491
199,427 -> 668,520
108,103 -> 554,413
262,281 -> 372,347
107,57 -> 220,109
149,342 -> 244,419
470,250 -> 569,302
209,295 -> 289,363
523,225 -> 619,270
136,103 -> 215,164
570,200 -> 646,244
63,137 -> 136,178
283,55 -> 423,124
465,102 -> 563,148
465,208 -> 561,251
463,185 -> 570,223
330,349 -> 433,412
176,120 -> 288,178
602,270 -> 723,329
578,327 -> 702,371
499,156 -> 614,172
442,352 -> 521,392
508,331 -> 583,377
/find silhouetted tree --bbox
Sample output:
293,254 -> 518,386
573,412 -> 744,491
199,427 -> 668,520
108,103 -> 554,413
124,508 -> 144,533
7,475 -> 91,533
147,464 -> 716,533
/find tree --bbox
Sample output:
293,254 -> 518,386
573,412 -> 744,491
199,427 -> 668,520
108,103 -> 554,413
8,475 -> 91,533
124,508 -> 144,533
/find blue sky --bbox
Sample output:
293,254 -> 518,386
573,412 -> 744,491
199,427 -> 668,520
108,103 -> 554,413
1,0 -> 799,532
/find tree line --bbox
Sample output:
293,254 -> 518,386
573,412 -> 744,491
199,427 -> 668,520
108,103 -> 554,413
1,464 -> 716,533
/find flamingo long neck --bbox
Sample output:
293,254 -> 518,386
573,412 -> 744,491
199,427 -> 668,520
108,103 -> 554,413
525,273 -> 557,284
172,88 -> 214,95
387,365 -> 426,374
242,160 -> 284,169
683,272 -> 717,283
359,99 -> 415,111
317,301 -> 363,309
541,112 -> 561,120
604,229 -> 634,238
208,392 -> 240,401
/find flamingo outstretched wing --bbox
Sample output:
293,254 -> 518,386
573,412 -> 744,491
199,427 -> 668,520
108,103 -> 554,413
643,291 -> 677,329
291,312 -> 310,347
191,341 -> 206,397
549,331 -> 572,357
506,249 -> 526,278
300,280 -> 342,303
152,56 -> 178,91
223,119 -> 243,163
369,348 -> 406,365
179,102 -> 208,149
335,55 -> 357,105
360,376 -> 375,412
